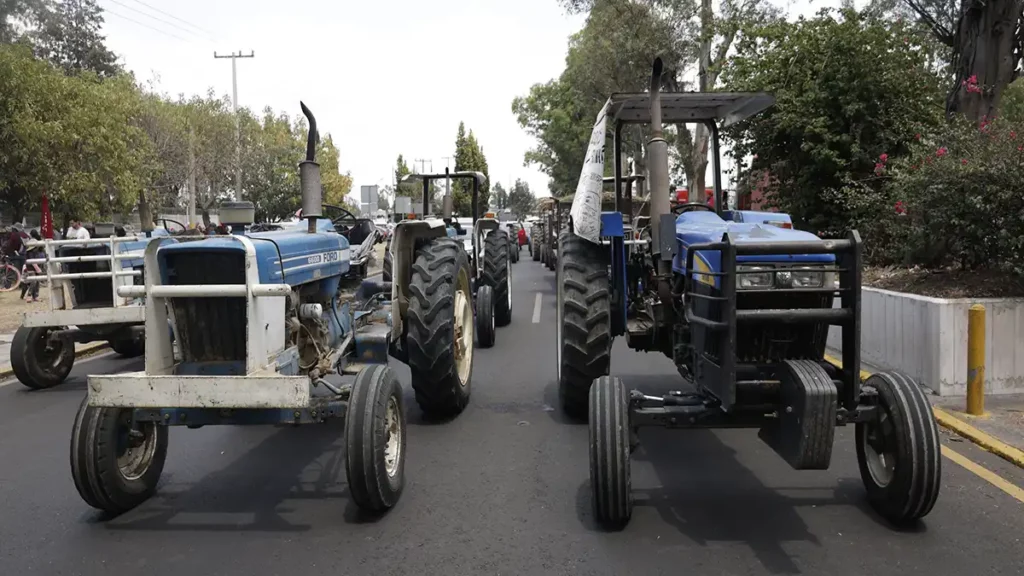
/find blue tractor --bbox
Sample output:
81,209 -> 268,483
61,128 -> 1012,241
558,59 -> 940,529
70,103 -> 480,517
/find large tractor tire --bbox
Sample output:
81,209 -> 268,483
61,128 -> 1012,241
11,326 -> 76,390
481,230 -> 512,327
557,232 -> 611,420
382,238 -> 393,283
405,237 -> 474,419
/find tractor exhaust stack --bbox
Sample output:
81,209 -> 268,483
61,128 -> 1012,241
647,57 -> 670,260
299,101 -> 323,234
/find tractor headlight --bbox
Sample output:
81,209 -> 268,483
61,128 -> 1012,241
737,265 -> 774,289
789,269 -> 825,288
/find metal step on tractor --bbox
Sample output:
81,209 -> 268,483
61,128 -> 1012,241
558,58 -> 941,530
11,225 -> 176,390
70,102 -> 479,517
384,168 -> 513,348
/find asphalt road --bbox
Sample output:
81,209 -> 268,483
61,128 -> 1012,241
2,256 -> 1023,576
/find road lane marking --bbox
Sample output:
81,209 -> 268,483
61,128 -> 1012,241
532,293 -> 543,323
941,445 -> 1024,504
0,350 -> 118,388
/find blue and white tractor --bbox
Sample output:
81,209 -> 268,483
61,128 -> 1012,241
558,59 -> 941,529
70,103 -> 479,517
12,226 -> 173,389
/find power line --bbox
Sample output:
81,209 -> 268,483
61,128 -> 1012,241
127,0 -> 218,38
104,0 -> 214,43
103,9 -> 191,43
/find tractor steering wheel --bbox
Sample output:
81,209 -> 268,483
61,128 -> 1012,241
672,202 -> 716,215
324,204 -> 359,228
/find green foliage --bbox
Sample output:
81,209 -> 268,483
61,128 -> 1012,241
722,8 -> 944,237
884,116 -> 1024,273
506,179 -> 536,220
512,78 -> 593,196
493,182 -> 508,210
0,44 -> 147,223
452,121 -> 491,217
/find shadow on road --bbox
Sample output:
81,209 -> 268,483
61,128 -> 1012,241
101,420 -> 369,533
573,374 -> 902,575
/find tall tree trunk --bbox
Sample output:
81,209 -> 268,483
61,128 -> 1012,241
137,189 -> 155,233
690,0 -> 714,203
947,0 -> 1022,122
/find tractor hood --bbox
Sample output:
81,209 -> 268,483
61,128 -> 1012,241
672,211 -> 834,277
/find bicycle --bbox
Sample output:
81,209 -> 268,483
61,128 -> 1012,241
0,253 -> 22,292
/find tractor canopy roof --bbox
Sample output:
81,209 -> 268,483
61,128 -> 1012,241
605,91 -> 774,128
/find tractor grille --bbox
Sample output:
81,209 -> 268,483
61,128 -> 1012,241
59,246 -> 114,308
164,251 -> 246,363
692,285 -> 832,364
735,291 -> 833,362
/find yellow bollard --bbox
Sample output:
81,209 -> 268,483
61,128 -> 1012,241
966,304 -> 986,416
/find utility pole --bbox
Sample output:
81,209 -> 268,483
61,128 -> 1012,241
188,123 -> 197,226
413,158 -> 432,174
214,50 -> 255,200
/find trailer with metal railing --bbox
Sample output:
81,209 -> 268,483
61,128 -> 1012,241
11,231 -> 170,389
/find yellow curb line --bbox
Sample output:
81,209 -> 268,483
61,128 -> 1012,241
940,445 -> 1024,502
0,342 -> 110,381
823,354 -> 1024,470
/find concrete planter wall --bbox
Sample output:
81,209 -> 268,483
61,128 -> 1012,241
827,287 -> 1024,396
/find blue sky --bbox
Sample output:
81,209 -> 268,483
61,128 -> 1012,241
97,0 -> 853,201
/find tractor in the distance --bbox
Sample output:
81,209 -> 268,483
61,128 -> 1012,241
388,168 -> 513,347
70,102 -> 479,517
558,58 -> 940,530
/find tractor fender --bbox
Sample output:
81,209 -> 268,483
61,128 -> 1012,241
389,219 -> 451,343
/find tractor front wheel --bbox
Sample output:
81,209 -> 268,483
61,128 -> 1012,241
11,326 -> 76,390
476,284 -> 495,348
405,237 -> 474,419
346,364 -> 406,513
856,371 -> 941,526
481,230 -> 512,327
70,398 -> 168,516
557,232 -> 611,419
590,375 -> 632,530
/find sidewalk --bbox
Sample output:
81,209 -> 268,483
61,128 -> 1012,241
826,347 -> 1024,466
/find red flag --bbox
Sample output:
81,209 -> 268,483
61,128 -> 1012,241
41,192 -> 53,239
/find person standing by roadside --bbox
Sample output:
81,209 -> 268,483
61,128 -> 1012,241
20,228 -> 42,302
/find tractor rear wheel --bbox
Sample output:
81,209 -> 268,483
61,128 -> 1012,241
12,326 -> 76,390
405,237 -> 474,419
557,232 -> 611,419
481,230 -> 512,327
856,371 -> 941,526
590,375 -> 632,529
382,238 -> 393,283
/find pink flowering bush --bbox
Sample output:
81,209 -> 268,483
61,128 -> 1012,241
884,116 -> 1024,273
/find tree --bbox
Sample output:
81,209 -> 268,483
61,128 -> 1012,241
513,78 -> 593,195
722,8 -> 944,235
30,0 -> 119,77
507,179 -> 536,219
901,0 -> 1023,122
452,122 -> 491,217
493,182 -> 508,209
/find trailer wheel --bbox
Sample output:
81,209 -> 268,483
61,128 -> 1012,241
476,284 -> 495,348
406,237 -> 474,418
856,371 -> 941,526
590,375 -> 632,530
346,365 -> 406,513
110,337 -> 144,358
11,326 -> 76,390
557,232 -> 611,419
382,239 -> 393,283
481,230 -> 512,327
69,397 -> 168,515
